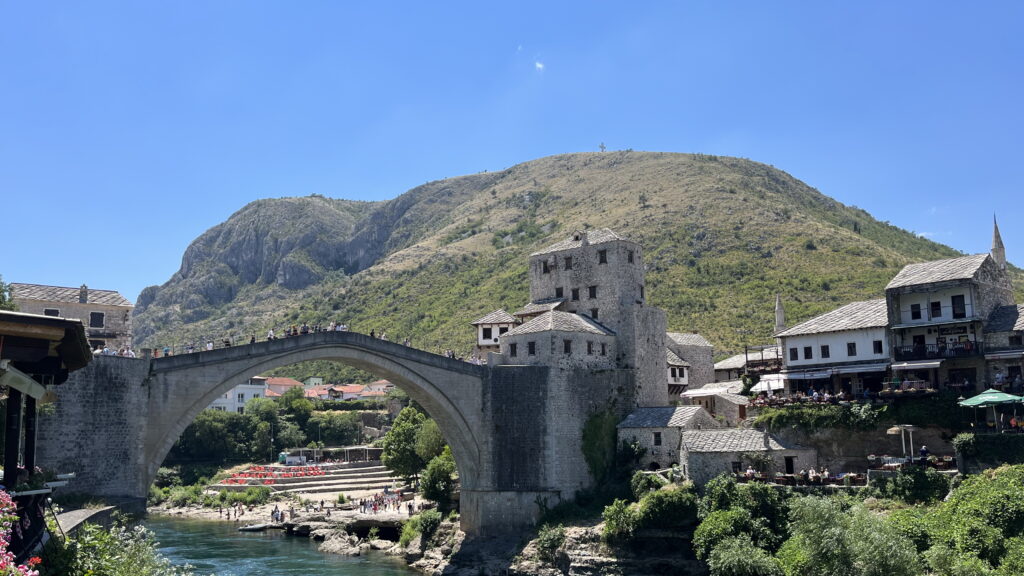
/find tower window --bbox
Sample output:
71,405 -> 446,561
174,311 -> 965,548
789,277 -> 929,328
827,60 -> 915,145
571,288 -> 579,301
555,287 -> 564,298
564,256 -> 573,270
542,261 -> 550,274
563,340 -> 572,354
587,341 -> 594,355
600,343 -> 607,356
598,249 -> 607,264
627,250 -> 634,263
528,341 -> 537,355
590,308 -> 599,320
653,432 -> 662,446
509,343 -> 518,357
588,286 -> 598,299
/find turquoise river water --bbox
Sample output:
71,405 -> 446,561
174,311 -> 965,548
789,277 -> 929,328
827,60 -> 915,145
146,515 -> 415,576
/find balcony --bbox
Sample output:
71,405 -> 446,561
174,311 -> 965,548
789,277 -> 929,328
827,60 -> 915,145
894,342 -> 984,361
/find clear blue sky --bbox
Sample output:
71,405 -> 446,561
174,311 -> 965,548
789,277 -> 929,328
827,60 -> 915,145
3,2 -> 1022,303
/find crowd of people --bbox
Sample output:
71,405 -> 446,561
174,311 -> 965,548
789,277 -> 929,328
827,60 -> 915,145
92,345 -> 136,357
357,489 -> 419,515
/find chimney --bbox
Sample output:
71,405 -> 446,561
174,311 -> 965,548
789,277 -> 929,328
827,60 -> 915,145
774,294 -> 786,333
79,284 -> 88,304
992,215 -> 1007,270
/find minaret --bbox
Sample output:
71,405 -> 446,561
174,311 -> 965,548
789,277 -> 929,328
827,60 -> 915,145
774,294 -> 786,333
992,215 -> 1007,269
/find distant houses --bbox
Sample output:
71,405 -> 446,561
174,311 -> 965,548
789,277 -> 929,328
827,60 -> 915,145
9,283 -> 133,351
209,376 -> 395,413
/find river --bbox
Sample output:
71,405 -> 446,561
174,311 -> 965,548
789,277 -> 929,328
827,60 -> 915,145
146,515 -> 415,576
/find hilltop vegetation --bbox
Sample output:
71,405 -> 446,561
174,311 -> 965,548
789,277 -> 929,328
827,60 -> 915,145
133,152 -> 1024,380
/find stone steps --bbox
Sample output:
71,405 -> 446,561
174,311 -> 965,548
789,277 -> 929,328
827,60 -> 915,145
213,463 -> 403,494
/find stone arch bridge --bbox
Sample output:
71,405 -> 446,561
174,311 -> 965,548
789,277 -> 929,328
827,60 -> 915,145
36,331 -> 628,536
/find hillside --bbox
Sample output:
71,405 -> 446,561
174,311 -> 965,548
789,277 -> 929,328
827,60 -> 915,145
133,152 -> 1024,380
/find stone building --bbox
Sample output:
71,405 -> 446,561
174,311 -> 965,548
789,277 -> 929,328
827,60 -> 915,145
501,311 -> 617,370
616,405 -> 720,470
982,304 -> 1024,385
10,283 -> 133,351
713,346 -> 782,382
666,332 -> 714,388
680,381 -> 750,425
471,309 -> 518,355
679,429 -> 816,486
666,348 -> 690,395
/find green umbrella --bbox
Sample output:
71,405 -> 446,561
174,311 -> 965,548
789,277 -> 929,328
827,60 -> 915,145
957,389 -> 1024,407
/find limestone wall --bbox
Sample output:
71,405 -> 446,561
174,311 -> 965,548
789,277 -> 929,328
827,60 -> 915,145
683,448 -> 816,486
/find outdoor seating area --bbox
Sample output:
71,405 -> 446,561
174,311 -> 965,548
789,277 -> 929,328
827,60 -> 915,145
220,465 -> 327,486
866,454 -> 955,471
734,471 -> 867,487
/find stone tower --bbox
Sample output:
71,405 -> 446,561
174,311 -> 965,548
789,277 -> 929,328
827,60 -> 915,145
992,215 -> 1007,270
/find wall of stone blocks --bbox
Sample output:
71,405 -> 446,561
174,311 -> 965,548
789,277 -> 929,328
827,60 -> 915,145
36,356 -> 150,499
669,342 -> 714,387
683,448 -> 817,486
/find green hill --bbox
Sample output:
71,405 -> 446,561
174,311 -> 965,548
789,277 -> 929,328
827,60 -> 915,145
132,151 -> 1023,380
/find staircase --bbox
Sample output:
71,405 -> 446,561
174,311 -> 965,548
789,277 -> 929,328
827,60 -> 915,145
212,461 -> 405,495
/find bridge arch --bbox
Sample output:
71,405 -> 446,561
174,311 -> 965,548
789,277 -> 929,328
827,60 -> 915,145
142,332 -> 486,508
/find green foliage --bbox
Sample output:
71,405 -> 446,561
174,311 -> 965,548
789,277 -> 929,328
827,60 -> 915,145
883,393 -> 966,430
421,446 -> 457,509
694,507 -> 763,560
380,406 -> 427,478
581,409 -> 619,483
634,485 -> 698,531
873,466 -> 950,504
417,509 -> 443,545
997,537 -> 1024,576
955,434 -> 1024,466
0,276 -> 15,311
154,467 -> 181,488
414,419 -> 446,462
630,470 -> 667,500
399,517 -> 419,548
306,410 -> 363,446
708,534 -> 784,576
753,402 -> 881,432
924,543 -> 996,576
40,518 -> 196,576
601,498 -> 638,545
699,473 -> 741,518
536,524 -> 566,563
951,433 -> 976,457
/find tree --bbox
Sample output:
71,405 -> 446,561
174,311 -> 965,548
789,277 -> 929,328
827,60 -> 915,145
708,535 -> 783,576
415,419 -> 446,462
380,407 -> 427,479
421,446 -> 457,510
306,411 -> 363,446
0,276 -> 16,311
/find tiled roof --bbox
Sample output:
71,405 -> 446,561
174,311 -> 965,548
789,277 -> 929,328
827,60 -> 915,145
617,406 -> 708,429
714,347 -> 781,371
667,332 -> 712,348
331,385 -> 366,394
682,380 -> 745,396
681,429 -> 798,453
10,283 -> 132,307
530,228 -> 628,256
265,377 -> 303,387
666,348 -> 690,367
513,298 -> 565,317
775,299 -> 888,337
986,304 -> 1024,333
503,311 -> 615,337
886,254 -> 990,290
471,309 -> 518,325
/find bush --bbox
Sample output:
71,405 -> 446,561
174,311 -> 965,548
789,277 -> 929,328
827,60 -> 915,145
707,535 -> 783,576
536,524 -> 565,563
775,537 -> 813,576
997,537 -> 1024,576
630,470 -> 667,500
875,466 -> 950,504
693,508 -> 756,560
924,543 -> 995,576
699,474 -> 740,518
417,509 -> 443,545
421,446 -> 457,509
40,519 -> 196,576
399,518 -> 419,548
601,499 -> 638,545
635,486 -> 698,530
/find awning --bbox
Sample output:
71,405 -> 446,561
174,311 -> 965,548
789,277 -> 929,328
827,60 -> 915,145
832,362 -> 890,374
781,370 -> 833,380
891,360 -> 943,371
751,374 -> 785,392
985,351 -> 1024,361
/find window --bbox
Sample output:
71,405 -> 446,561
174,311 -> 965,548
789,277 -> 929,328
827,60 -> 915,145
564,256 -> 573,270
590,308 -> 599,320
821,345 -> 830,359
509,343 -> 518,357
571,288 -> 580,301
910,303 -> 921,320
627,250 -> 634,263
89,312 -> 105,328
555,287 -> 564,298
600,343 -> 607,356
588,285 -> 598,299
731,461 -> 743,473
952,294 -> 966,319
670,367 -> 677,378
542,261 -> 550,274
847,342 -> 857,356
587,341 -> 594,355
563,340 -> 572,354
930,301 -> 942,318
873,340 -> 884,354
238,393 -> 245,402
803,346 -> 813,360
528,341 -> 537,355
640,285 -> 645,299
1010,335 -> 1023,346
498,326 -> 509,335
482,327 -> 493,340
237,407 -> 244,414
790,348 -> 799,361
598,249 -> 607,264
43,308 -> 60,317
653,432 -> 662,446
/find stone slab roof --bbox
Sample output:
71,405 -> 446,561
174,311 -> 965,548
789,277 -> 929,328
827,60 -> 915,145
504,311 -> 614,337
667,332 -> 712,347
530,228 -> 628,256
11,283 -> 132,307
886,253 -> 990,290
666,348 -> 690,367
714,347 -> 781,371
775,299 -> 888,337
617,406 -> 708,429
471,309 -> 517,325
681,429 -> 798,453
716,393 -> 751,406
986,304 -> 1024,333
682,380 -> 745,396
512,298 -> 565,317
